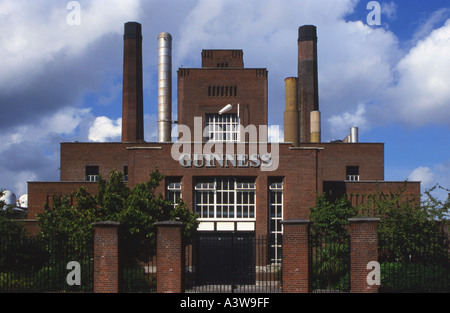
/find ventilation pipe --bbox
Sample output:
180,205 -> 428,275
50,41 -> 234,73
158,32 -> 173,143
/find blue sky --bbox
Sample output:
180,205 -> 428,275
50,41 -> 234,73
0,0 -> 449,201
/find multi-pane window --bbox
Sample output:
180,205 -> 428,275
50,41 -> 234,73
346,166 -> 360,181
195,177 -> 255,219
269,179 -> 283,264
205,113 -> 239,142
85,166 -> 99,182
167,178 -> 182,208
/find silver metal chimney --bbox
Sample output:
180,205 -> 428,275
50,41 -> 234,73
350,127 -> 359,143
158,32 -> 172,142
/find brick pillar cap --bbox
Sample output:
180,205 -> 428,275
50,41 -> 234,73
281,219 -> 311,225
155,220 -> 183,227
92,221 -> 120,227
348,217 -> 380,223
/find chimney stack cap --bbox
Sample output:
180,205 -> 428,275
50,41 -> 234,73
124,22 -> 142,40
158,32 -> 172,40
298,25 -> 317,42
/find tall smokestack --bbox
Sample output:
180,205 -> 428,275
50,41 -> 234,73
284,77 -> 300,146
298,25 -> 319,143
122,22 -> 144,143
158,32 -> 172,143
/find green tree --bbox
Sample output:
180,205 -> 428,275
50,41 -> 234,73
309,193 -> 357,242
37,170 -> 199,264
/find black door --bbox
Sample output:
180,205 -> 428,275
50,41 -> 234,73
196,233 -> 256,285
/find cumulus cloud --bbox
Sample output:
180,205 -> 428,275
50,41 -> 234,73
0,106 -> 92,195
408,163 -> 450,201
408,166 -> 435,186
383,20 -> 450,127
88,116 -> 122,142
328,103 -> 367,140
268,125 -> 284,143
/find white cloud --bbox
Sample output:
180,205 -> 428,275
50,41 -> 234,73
268,125 -> 283,143
383,19 -> 450,127
408,166 -> 434,186
408,162 -> 450,201
381,1 -> 397,20
327,103 -> 367,140
88,116 -> 122,142
2,107 -> 91,151
0,0 -> 142,92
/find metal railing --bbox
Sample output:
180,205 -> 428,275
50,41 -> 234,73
0,234 -> 93,293
309,235 -> 351,293
378,231 -> 450,293
185,234 -> 282,293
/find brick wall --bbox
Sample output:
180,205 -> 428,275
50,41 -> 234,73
280,219 -> 310,293
177,67 -> 268,139
156,221 -> 184,293
349,217 -> 380,293
27,181 -> 98,220
93,222 -> 122,293
306,142 -> 385,181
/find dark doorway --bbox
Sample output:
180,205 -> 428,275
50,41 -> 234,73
195,232 -> 256,286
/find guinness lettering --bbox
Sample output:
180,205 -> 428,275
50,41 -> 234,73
179,153 -> 272,168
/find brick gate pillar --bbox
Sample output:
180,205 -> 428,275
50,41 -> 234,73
155,221 -> 184,293
348,217 -> 380,293
92,221 -> 122,293
281,219 -> 310,293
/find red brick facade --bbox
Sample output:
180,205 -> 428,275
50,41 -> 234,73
93,222 -> 122,293
280,219 -> 310,293
155,221 -> 184,293
349,218 -> 380,293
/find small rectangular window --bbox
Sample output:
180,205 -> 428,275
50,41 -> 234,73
167,178 -> 182,208
123,166 -> 128,182
346,166 -> 360,181
85,166 -> 99,182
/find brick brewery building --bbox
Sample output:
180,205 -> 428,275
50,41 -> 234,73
27,22 -> 419,263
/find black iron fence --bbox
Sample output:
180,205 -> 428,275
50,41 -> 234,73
185,234 -> 282,293
122,258 -> 157,293
309,235 -> 351,293
0,233 -> 93,293
378,230 -> 450,293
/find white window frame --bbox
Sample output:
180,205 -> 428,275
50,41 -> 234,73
205,113 -> 240,143
269,180 -> 283,264
167,179 -> 182,208
195,177 -> 256,221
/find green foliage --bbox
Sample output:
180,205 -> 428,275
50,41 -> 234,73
356,183 -> 449,263
122,266 -> 156,292
37,169 -> 199,264
309,194 -> 355,291
309,184 -> 450,292
380,262 -> 450,293
309,193 -> 357,242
